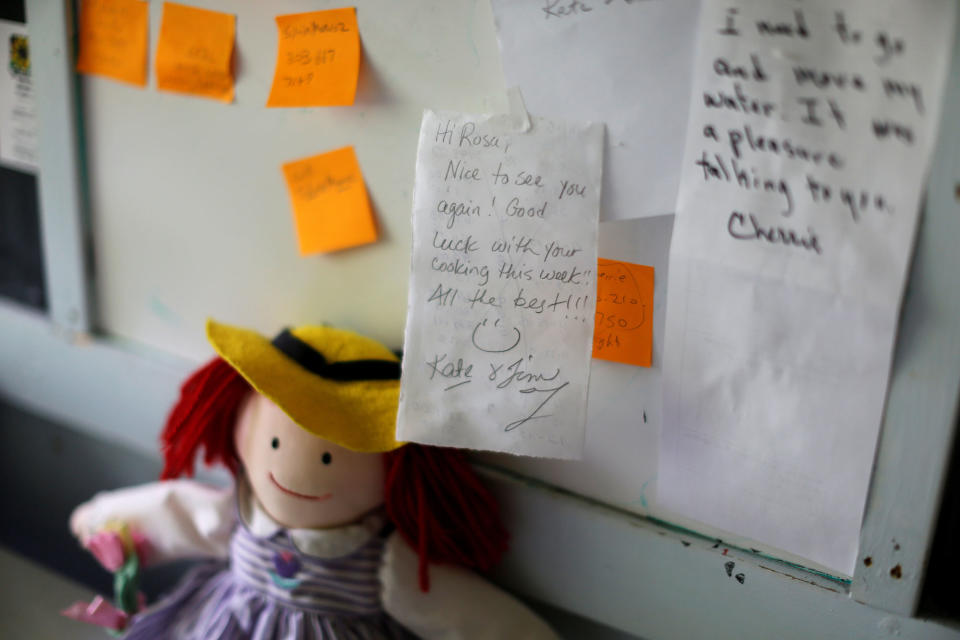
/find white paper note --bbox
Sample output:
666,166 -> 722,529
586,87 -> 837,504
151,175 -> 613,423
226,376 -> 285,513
0,20 -> 38,172
398,109 -> 604,459
660,0 -> 955,576
490,0 -> 700,221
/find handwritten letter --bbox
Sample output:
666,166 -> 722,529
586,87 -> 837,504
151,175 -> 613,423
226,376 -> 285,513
660,0 -> 956,575
282,146 -> 377,254
592,259 -> 654,368
267,9 -> 360,107
490,0 -> 699,220
76,0 -> 149,87
155,3 -> 235,103
397,110 -> 604,459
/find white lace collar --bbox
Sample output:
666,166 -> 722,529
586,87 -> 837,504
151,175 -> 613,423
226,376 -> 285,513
237,475 -> 383,558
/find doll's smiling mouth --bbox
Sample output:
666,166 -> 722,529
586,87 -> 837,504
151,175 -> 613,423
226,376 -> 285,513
268,472 -> 332,502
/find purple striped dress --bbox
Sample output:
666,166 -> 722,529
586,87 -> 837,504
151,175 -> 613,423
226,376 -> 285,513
120,522 -> 415,639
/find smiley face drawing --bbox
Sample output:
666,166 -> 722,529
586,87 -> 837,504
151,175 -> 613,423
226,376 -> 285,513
471,317 -> 521,354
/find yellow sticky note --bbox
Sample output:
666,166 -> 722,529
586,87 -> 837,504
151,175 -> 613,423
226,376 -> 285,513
155,2 -> 235,102
282,147 -> 377,254
75,0 -> 149,87
267,8 -> 360,107
592,259 -> 655,367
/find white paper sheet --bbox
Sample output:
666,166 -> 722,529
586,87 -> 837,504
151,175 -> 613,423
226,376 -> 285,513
0,20 -> 37,173
660,0 -> 955,576
490,0 -> 700,221
398,109 -> 604,459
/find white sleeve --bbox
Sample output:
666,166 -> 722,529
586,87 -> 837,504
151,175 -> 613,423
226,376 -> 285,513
379,532 -> 559,640
69,479 -> 234,565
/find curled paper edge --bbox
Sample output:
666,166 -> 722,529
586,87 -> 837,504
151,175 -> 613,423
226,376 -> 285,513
505,86 -> 532,133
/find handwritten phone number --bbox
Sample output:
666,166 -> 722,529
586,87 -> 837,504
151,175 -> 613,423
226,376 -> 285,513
286,48 -> 337,66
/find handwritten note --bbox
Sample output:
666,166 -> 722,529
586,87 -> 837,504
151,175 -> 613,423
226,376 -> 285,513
592,259 -> 654,367
397,110 -> 604,459
267,9 -> 360,107
490,0 -> 699,220
281,146 -> 377,255
155,3 -> 235,103
75,0 -> 149,87
660,0 -> 956,575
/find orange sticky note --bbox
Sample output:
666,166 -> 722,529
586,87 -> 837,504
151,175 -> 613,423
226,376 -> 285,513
592,259 -> 655,367
155,2 -> 235,102
75,0 -> 149,86
267,8 -> 360,107
282,147 -> 377,254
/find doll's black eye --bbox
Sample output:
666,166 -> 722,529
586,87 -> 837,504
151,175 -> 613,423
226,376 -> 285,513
322,452 -> 332,465
271,437 -> 279,450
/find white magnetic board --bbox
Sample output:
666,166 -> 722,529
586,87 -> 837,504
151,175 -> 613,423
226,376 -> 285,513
80,0 -> 824,572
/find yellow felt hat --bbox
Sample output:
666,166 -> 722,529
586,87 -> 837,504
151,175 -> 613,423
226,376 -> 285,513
206,319 -> 403,452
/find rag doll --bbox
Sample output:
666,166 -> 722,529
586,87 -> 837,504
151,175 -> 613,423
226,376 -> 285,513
67,319 -> 557,639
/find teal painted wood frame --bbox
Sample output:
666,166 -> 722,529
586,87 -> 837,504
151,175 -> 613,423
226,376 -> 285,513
28,0 -> 91,333
849,6 -> 960,617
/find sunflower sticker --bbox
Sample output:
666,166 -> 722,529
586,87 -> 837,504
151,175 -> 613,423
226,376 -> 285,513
8,34 -> 28,78
8,34 -> 28,77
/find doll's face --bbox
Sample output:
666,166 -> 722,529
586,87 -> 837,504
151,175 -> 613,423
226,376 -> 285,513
235,393 -> 385,529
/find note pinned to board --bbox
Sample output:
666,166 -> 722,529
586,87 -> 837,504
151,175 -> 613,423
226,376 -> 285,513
266,8 -> 361,107
397,109 -> 604,459
75,0 -> 149,87
660,0 -> 956,576
0,20 -> 38,171
155,2 -> 235,103
490,0 -> 699,221
281,146 -> 377,255
592,259 -> 654,368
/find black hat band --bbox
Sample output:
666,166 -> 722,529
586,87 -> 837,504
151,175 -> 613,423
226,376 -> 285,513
271,329 -> 401,382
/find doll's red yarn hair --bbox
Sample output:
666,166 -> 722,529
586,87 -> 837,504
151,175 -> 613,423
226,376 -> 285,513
383,444 -> 508,591
160,357 -> 250,480
159,356 -> 508,591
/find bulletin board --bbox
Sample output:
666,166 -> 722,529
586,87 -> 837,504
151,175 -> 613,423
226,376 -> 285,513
7,0 -> 960,636
82,0 -> 506,362
70,0 -> 960,579
78,0 -> 692,554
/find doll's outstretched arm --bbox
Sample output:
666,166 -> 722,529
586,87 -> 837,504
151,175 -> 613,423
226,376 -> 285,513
379,532 -> 559,640
70,479 -> 234,566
